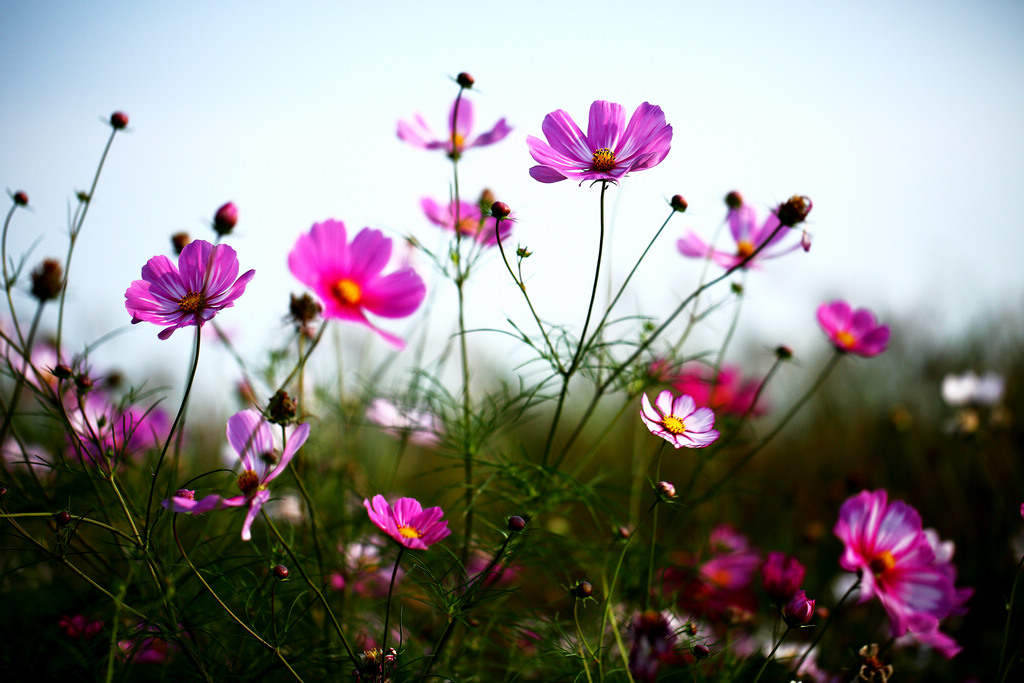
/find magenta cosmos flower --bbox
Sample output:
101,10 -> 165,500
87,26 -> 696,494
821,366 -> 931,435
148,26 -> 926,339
125,240 -> 254,340
817,300 -> 890,357
834,489 -> 957,636
288,220 -> 426,349
164,409 -> 310,541
527,100 -> 672,184
421,197 -> 513,247
363,494 -> 451,551
640,390 -> 719,449
397,97 -> 511,159
677,200 -> 802,269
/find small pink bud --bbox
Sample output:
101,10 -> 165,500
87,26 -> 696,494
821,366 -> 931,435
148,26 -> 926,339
670,194 -> 688,212
801,230 -> 812,252
13,191 -> 28,206
213,202 -> 238,236
456,72 -> 475,89
783,589 -> 815,625
655,481 -> 676,499
490,201 -> 511,219
110,112 -> 129,130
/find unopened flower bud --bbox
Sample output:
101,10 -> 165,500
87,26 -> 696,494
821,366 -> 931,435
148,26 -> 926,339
0,485 -> 8,498
273,564 -> 290,580
801,230 -> 812,252
171,232 -> 191,255
775,345 -> 793,360
289,293 -> 322,328
267,389 -> 297,425
507,515 -> 526,532
53,364 -> 73,380
213,202 -> 238,236
56,510 -> 72,527
490,201 -> 511,219
692,642 -> 711,660
655,481 -> 676,499
456,72 -> 475,89
175,489 -> 196,500
110,111 -> 129,130
74,373 -> 93,394
616,525 -> 632,540
76,191 -> 90,203
13,191 -> 28,206
730,282 -> 744,295
477,188 -> 496,210
30,259 -> 64,302
670,194 -> 688,212
783,589 -> 815,625
573,580 -> 593,599
724,191 -> 744,210
516,246 -> 532,258
776,195 -> 812,227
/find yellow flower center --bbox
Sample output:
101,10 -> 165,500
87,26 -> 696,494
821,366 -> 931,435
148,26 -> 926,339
591,147 -> 616,172
398,524 -> 423,539
662,415 -> 686,435
177,290 -> 206,314
836,330 -> 857,350
332,278 -> 362,306
736,240 -> 755,258
451,132 -> 465,150
869,550 -> 896,576
237,469 -> 260,496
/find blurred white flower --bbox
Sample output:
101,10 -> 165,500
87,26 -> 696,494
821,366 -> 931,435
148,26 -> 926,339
941,371 -> 1004,407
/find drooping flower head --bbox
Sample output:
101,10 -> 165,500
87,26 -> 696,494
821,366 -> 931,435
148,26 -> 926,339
527,100 -> 672,184
420,197 -> 513,247
640,390 -> 719,449
834,490 -> 957,636
288,220 -> 426,349
817,300 -> 890,357
163,410 -> 310,541
363,494 -> 451,551
677,197 -> 803,269
125,240 -> 255,340
398,97 -> 511,159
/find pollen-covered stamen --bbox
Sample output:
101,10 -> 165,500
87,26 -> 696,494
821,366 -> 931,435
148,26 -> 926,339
332,278 -> 362,306
736,240 -> 755,258
869,550 -> 896,576
177,290 -> 207,314
398,524 -> 423,540
662,415 -> 686,435
836,330 -> 858,350
591,147 -> 616,172
237,469 -> 260,496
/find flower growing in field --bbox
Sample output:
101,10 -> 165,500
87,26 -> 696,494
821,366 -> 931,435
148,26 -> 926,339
125,240 -> 255,340
640,390 -> 719,449
834,489 -> 957,636
288,220 -> 426,349
677,197 -> 803,269
164,410 -> 310,541
527,100 -> 672,184
816,300 -> 890,357
363,495 -> 451,550
397,97 -> 511,159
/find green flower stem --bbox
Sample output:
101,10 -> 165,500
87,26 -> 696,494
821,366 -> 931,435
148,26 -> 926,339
543,180 -> 609,468
2,201 -> 26,345
794,575 -> 860,673
0,511 -> 138,544
0,302 -> 44,449
574,599 -> 597,683
262,511 -> 359,670
173,516 -> 303,682
599,502 -> 656,659
645,443 -> 667,610
381,547 -> 405,661
752,624 -> 791,683
143,326 -> 202,549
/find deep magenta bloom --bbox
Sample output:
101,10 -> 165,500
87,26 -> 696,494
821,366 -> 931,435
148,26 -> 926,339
125,240 -> 254,340
834,490 -> 957,636
677,200 -> 801,269
761,551 -> 806,604
163,410 -> 310,541
782,589 -> 816,625
363,494 -> 451,551
288,220 -> 426,349
672,364 -> 764,418
397,97 -> 511,158
527,100 -> 672,184
640,390 -> 719,449
817,300 -> 890,357
420,197 -> 513,247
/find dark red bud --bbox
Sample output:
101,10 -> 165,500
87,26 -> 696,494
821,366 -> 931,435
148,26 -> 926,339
490,201 -> 511,219
273,564 -> 290,580
74,374 -> 93,393
456,72 -> 475,89
213,202 -> 238,236
267,390 -> 297,425
0,486 -> 8,498
13,191 -> 28,206
53,364 -> 73,380
110,112 -> 129,130
171,232 -> 191,255
775,345 -> 793,360
30,259 -> 64,302
776,195 -> 813,227
507,515 -> 526,532
724,191 -> 744,210
692,642 -> 711,660
573,581 -> 593,599
56,510 -> 72,527
670,195 -> 688,212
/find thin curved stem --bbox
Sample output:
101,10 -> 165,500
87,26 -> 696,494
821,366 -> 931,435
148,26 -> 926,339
752,625 -> 792,683
382,547 -> 405,659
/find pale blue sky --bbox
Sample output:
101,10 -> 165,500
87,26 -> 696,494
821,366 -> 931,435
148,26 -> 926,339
2,1 -> 1022,400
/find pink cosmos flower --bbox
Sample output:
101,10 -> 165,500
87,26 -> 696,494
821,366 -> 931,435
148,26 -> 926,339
816,300 -> 890,357
397,97 -> 511,159
834,490 -> 957,636
677,200 -> 801,269
288,220 -> 426,349
363,495 -> 451,551
420,197 -> 513,247
640,390 -> 719,449
527,100 -> 673,184
125,239 -> 255,340
163,410 -> 310,541
671,364 -> 764,418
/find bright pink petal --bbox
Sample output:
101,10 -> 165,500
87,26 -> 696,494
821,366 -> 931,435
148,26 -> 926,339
586,100 -> 625,151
